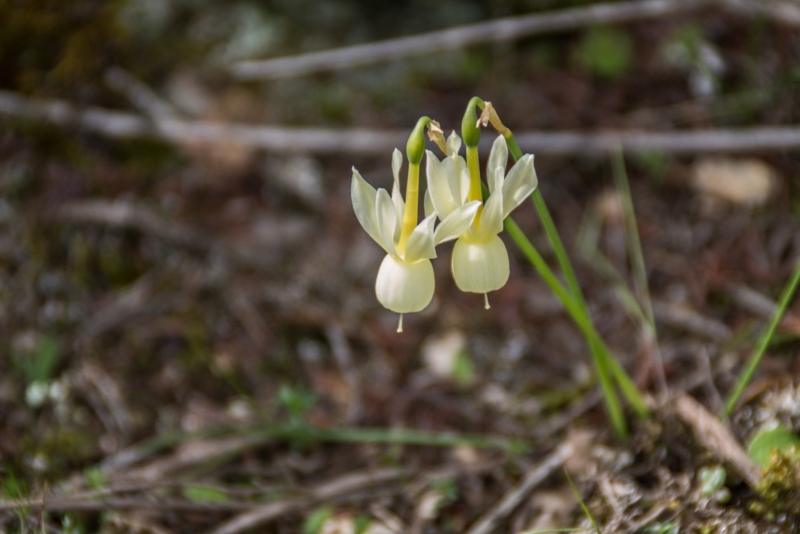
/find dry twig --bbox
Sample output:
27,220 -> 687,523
6,90 -> 800,155
464,442 -> 574,534
672,393 -> 761,487
209,467 -> 409,534
56,200 -> 275,271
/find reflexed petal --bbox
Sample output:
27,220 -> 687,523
392,148 -> 403,183
434,200 -> 480,245
476,188 -> 504,239
426,150 -> 459,218
451,235 -> 510,293
404,214 -> 437,262
375,255 -> 435,313
446,131 -> 462,157
443,153 -> 468,206
457,166 -> 471,204
375,189 -> 398,257
391,149 -> 405,239
491,166 -> 504,196
424,189 -> 435,218
351,168 -> 381,246
502,154 -> 538,218
487,136 -> 508,191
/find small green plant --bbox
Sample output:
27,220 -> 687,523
747,426 -> 800,467
13,332 -> 62,385
303,506 -> 334,534
277,384 -> 317,426
573,26 -> 633,79
183,485 -> 229,503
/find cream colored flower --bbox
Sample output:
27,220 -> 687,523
427,133 -> 537,307
352,149 -> 480,331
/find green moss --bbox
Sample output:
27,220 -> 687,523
749,448 -> 800,519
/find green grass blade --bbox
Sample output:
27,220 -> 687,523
611,147 -> 666,393
725,259 -> 800,414
502,134 -> 649,429
564,469 -> 601,533
504,218 -> 628,438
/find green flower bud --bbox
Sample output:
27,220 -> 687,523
406,116 -> 432,165
461,96 -> 484,148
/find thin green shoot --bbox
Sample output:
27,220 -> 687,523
725,259 -> 800,414
498,133 -> 649,435
564,469 -> 601,534
503,217 -> 626,438
610,147 -> 666,394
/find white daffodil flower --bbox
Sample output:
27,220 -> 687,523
427,133 -> 537,308
352,148 -> 480,331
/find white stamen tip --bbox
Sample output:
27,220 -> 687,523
397,314 -> 404,333
484,293 -> 491,310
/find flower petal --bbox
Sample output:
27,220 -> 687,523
487,136 -> 508,193
375,188 -> 398,258
375,255 -> 434,313
502,154 -> 538,218
351,168 -> 382,246
391,149 -> 405,241
434,200 -> 480,245
426,150 -> 459,219
476,188 -> 504,239
443,153 -> 468,206
446,131 -> 462,157
404,213 -> 437,262
424,189 -> 435,218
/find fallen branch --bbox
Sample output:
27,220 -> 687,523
464,441 -> 574,534
230,0 -> 709,80
5,91 -> 800,156
209,467 -> 409,534
673,393 -> 761,487
56,200 -> 276,271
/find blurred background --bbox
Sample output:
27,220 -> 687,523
2,0 -> 800,532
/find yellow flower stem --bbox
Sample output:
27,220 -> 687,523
466,146 -> 482,203
462,97 -> 486,228
398,162 -> 420,255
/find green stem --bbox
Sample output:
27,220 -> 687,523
725,259 -> 800,414
503,133 -> 649,424
504,218 -> 628,438
611,147 -> 666,394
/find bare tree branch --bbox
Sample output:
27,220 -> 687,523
4,90 -> 800,156
230,0 -> 711,80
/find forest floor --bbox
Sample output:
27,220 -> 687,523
2,1 -> 800,532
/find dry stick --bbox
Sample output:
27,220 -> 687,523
463,442 -> 573,534
104,67 -> 178,120
6,90 -> 800,155
325,322 -> 363,424
0,497 -> 253,513
56,200 -> 275,271
230,0 -> 709,80
209,467 -> 409,534
651,300 -> 733,343
672,393 -> 761,487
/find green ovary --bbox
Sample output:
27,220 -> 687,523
451,235 -> 510,294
